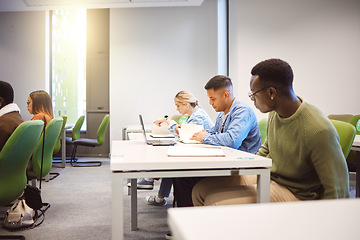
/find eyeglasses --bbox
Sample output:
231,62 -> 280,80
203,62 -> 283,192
248,87 -> 268,101
26,100 -> 30,106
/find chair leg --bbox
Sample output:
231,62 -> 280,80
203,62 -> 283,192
29,179 -> 37,188
44,174 -> 50,182
70,145 -> 102,167
48,172 -> 60,181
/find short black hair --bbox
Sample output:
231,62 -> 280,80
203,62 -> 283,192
0,80 -> 14,105
251,59 -> 294,92
204,75 -> 233,91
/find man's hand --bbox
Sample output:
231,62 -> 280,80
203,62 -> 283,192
190,130 -> 208,143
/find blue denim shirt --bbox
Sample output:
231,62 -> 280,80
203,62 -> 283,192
202,98 -> 262,154
168,106 -> 214,137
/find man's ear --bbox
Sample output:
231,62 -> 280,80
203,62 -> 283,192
224,91 -> 230,100
268,87 -> 277,99
0,97 -> 5,106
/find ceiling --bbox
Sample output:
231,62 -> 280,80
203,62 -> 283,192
0,0 -> 204,12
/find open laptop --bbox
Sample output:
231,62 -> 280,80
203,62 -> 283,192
139,114 -> 176,146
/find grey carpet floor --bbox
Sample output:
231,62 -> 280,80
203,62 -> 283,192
0,158 -> 357,240
0,158 -> 172,240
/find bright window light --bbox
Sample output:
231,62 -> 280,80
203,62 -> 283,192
51,9 -> 87,129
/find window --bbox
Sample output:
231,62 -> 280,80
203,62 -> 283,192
51,9 -> 87,128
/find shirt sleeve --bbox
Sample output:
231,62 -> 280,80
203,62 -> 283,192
167,120 -> 179,137
309,128 -> 350,199
202,108 -> 253,149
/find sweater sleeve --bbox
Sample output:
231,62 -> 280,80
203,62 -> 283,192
257,138 -> 269,157
308,128 -> 349,199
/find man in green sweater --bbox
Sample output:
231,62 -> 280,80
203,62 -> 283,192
192,58 -> 349,205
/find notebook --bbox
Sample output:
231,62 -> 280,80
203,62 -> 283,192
150,122 -> 175,138
139,115 -> 176,146
178,123 -> 203,144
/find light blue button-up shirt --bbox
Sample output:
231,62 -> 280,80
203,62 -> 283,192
168,106 -> 214,137
202,98 -> 261,154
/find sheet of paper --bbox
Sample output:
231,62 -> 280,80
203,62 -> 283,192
152,123 -> 172,136
178,124 -> 203,143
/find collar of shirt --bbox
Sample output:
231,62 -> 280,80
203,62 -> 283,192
0,103 -> 20,117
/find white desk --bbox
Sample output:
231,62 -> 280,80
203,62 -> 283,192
351,135 -> 360,197
168,198 -> 360,240
111,140 -> 272,240
121,124 -> 152,140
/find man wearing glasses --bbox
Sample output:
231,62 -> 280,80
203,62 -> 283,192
172,75 -> 262,207
192,58 -> 349,206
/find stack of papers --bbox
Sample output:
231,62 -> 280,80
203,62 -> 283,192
178,124 -> 203,144
167,146 -> 225,157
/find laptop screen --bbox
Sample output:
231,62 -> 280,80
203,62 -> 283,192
139,114 -> 148,143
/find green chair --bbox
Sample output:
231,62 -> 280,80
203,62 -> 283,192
0,120 -> 43,205
258,118 -> 268,144
171,115 -> 187,124
330,120 -> 356,159
68,115 -> 85,143
328,115 -> 359,165
349,115 -> 360,135
53,115 -> 68,155
28,117 -> 63,187
49,115 -> 68,179
70,114 -> 110,167
53,115 -> 84,163
328,114 -> 354,123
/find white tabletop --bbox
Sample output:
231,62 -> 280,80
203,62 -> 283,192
111,140 -> 272,172
353,135 -> 360,147
168,198 -> 360,240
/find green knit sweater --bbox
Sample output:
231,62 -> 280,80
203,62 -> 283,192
257,100 -> 349,200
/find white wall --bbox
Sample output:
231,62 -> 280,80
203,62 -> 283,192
0,11 -> 47,121
229,0 -> 360,120
110,0 -> 218,141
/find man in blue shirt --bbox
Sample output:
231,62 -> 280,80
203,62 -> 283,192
172,75 -> 262,207
191,75 -> 261,153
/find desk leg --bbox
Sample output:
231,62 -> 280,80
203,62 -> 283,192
356,151 -> 360,198
130,178 -> 138,231
61,129 -> 66,168
257,168 -> 270,203
112,173 -> 124,240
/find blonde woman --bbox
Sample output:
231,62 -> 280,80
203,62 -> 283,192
142,90 -> 214,206
154,90 -> 214,137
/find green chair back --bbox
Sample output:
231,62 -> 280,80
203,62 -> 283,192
349,115 -> 360,135
171,115 -> 187,124
258,118 -> 268,144
328,114 -> 354,123
330,120 -> 356,159
96,114 -> 110,145
72,115 -> 85,141
53,115 -> 68,154
0,120 -> 43,205
32,117 -> 63,179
